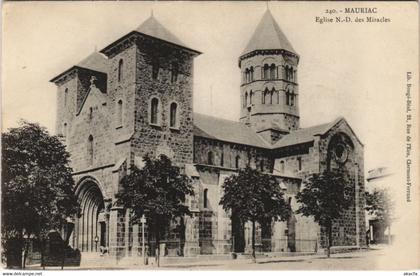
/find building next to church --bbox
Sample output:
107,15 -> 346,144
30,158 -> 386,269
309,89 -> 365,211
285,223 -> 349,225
50,10 -> 366,257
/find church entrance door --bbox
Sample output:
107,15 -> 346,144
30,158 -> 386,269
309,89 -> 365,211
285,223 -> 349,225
75,181 -> 106,252
232,214 -> 245,253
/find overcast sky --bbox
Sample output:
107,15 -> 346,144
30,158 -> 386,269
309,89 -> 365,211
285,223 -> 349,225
2,1 -> 418,172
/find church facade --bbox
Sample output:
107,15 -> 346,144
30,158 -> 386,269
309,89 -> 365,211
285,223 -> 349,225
51,10 -> 366,257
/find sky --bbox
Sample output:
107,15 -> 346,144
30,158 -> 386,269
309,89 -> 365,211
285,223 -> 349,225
2,1 -> 418,173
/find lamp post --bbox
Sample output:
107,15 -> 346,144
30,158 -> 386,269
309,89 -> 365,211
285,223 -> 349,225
140,214 -> 147,265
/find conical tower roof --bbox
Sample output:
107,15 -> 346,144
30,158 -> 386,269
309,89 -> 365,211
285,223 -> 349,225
136,15 -> 188,49
241,9 -> 296,56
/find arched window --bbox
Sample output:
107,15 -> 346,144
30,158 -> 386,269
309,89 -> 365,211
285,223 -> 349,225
152,57 -> 159,80
263,64 -> 269,79
150,98 -> 159,125
270,90 -> 274,104
244,92 -> 248,107
170,102 -> 178,128
171,62 -> 178,83
250,91 -> 253,105
274,90 -> 279,104
64,88 -> 68,106
89,107 -> 93,121
220,152 -> 224,167
270,64 -> 276,79
250,66 -> 254,81
117,100 -> 123,127
291,92 -> 295,106
280,160 -> 285,173
245,68 -> 249,83
286,90 -> 290,106
118,59 -> 123,82
265,88 -> 271,104
208,151 -> 214,165
235,155 -> 240,169
88,135 -> 94,165
63,123 -> 67,138
297,157 -> 302,171
293,69 -> 297,82
203,189 -> 208,208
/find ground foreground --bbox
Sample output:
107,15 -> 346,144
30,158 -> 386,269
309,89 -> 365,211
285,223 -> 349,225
21,245 -> 415,271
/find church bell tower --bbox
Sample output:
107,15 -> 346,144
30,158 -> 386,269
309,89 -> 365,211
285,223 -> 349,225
239,9 -> 300,144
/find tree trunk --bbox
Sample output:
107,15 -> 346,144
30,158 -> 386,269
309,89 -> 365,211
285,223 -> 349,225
251,220 -> 256,263
388,224 -> 391,245
155,229 -> 160,267
327,222 -> 332,258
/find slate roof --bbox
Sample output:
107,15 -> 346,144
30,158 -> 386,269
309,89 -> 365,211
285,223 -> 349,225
272,117 -> 343,148
193,113 -> 345,149
50,51 -> 108,83
136,15 -> 187,49
241,9 -> 296,56
76,52 -> 108,73
193,113 -> 271,148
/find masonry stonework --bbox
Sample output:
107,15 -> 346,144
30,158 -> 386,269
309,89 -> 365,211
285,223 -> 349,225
50,11 -> 366,259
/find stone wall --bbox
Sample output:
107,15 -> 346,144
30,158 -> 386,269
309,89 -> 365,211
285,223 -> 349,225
317,120 -> 366,248
128,38 -> 195,167
193,136 -> 272,172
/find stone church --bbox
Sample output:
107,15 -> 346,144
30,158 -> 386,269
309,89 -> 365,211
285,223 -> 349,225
50,10 -> 366,257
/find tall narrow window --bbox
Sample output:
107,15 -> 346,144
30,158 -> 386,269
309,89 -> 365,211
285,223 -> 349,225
63,123 -> 67,138
235,155 -> 240,169
152,58 -> 159,80
118,59 -> 123,82
250,91 -> 253,105
250,67 -> 254,81
88,135 -> 94,165
280,160 -> 285,173
89,107 -> 93,120
208,151 -> 214,165
265,88 -> 270,104
263,64 -> 269,79
270,90 -> 273,104
260,160 -> 264,171
274,90 -> 279,104
270,64 -> 276,79
286,91 -> 290,106
262,90 -> 266,104
203,189 -> 208,208
297,157 -> 302,171
117,100 -> 123,127
150,98 -> 159,125
171,62 -> 178,83
220,152 -> 224,167
244,92 -> 248,107
170,102 -> 178,128
245,68 -> 249,83
64,88 -> 68,106
290,92 -> 295,106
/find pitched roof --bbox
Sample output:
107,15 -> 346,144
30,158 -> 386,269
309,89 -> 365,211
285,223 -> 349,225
241,9 -> 296,56
136,15 -> 188,49
77,51 -> 108,73
193,113 -> 271,148
272,117 -> 343,148
100,15 -> 201,57
50,51 -> 108,83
